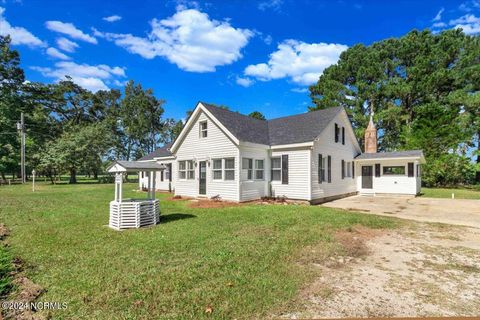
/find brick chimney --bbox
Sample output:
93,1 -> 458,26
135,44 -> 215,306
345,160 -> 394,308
364,113 -> 377,153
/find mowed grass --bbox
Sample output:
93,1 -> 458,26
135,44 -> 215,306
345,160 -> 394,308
0,182 -> 398,319
422,187 -> 480,200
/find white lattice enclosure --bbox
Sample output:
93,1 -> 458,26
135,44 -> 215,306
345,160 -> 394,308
107,161 -> 165,231
109,199 -> 160,230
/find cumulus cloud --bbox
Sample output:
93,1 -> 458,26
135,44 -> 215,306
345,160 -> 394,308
56,37 -> 79,52
244,40 -> 347,85
450,14 -> 480,34
103,15 -> 122,22
46,47 -> 70,60
0,7 -> 45,47
45,21 -> 97,44
236,76 -> 254,87
31,61 -> 126,92
94,8 -> 253,72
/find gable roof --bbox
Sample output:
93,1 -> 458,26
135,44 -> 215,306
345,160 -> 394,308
138,143 -> 173,161
107,161 -> 164,173
201,102 -> 344,146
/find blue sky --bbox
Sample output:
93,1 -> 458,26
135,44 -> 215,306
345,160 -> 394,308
1,0 -> 479,121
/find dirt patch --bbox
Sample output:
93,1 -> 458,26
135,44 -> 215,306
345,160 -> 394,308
1,224 -> 45,320
278,223 -> 480,318
187,199 -> 243,209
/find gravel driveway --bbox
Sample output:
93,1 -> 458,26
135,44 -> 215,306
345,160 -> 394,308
322,195 -> 480,228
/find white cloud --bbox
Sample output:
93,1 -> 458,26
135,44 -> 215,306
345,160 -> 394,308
236,76 -> 254,87
244,40 -> 347,85
45,21 -> 97,44
31,61 -> 126,92
459,0 -> 480,12
95,8 -> 253,72
258,0 -> 283,11
291,87 -> 308,93
46,47 -> 70,60
432,22 -> 447,28
103,15 -> 122,23
433,8 -> 444,22
56,37 -> 79,52
450,14 -> 480,34
0,7 -> 45,47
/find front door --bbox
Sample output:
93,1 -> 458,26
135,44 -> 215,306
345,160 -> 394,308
199,161 -> 207,195
361,165 -> 373,189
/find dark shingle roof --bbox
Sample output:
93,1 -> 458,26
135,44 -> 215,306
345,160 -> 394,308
201,102 -> 343,146
138,143 -> 173,161
202,103 -> 270,145
355,150 -> 424,160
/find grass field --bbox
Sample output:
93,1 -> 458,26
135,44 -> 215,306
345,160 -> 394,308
421,187 -> 480,199
0,182 -> 398,319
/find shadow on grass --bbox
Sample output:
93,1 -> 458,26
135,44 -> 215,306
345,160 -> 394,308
161,213 -> 196,223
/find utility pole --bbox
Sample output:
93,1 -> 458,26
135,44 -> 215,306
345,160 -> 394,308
17,112 -> 26,184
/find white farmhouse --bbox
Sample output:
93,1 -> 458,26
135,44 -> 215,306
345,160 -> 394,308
138,102 -> 425,203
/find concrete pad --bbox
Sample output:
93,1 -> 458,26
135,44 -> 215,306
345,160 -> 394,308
322,195 -> 480,228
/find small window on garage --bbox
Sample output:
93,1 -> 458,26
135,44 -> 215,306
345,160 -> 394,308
383,166 -> 405,175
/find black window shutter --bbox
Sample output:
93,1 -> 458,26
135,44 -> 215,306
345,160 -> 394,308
168,164 -> 172,181
318,154 -> 322,183
342,127 -> 345,145
334,123 -> 339,142
282,155 -> 289,185
375,164 -> 381,177
352,161 -> 355,179
161,170 -> 164,182
341,159 -> 345,179
408,162 -> 414,177
328,155 -> 331,183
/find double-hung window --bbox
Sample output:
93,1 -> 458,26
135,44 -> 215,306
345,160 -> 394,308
187,161 -> 195,179
178,161 -> 186,179
199,121 -> 207,138
242,158 -> 253,180
345,161 -> 352,177
224,158 -> 235,180
255,160 -> 264,180
213,159 -> 223,180
271,157 -> 281,181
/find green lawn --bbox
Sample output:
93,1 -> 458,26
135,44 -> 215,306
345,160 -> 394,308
421,187 -> 480,200
0,182 -> 398,319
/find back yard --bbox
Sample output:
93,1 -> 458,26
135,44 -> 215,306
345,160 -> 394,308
0,183 -> 479,319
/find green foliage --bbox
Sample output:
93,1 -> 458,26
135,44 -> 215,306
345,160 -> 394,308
309,29 -> 480,185
248,111 -> 266,120
422,153 -> 476,187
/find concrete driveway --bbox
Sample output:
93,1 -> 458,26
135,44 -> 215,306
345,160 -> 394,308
323,195 -> 480,228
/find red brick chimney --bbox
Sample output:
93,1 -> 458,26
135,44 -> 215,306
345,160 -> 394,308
364,106 -> 377,153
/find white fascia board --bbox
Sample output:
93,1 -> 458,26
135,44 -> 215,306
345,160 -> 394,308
270,141 -> 314,150
354,156 -> 424,163
153,156 -> 175,161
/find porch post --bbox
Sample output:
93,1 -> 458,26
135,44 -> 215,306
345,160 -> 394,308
151,171 -> 156,200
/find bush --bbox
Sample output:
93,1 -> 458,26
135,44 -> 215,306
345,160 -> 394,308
423,154 -> 476,187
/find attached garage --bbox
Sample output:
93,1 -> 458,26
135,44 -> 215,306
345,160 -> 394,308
354,150 -> 426,196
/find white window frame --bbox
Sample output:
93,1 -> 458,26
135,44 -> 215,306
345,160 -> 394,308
178,161 -> 186,180
199,120 -> 207,138
224,158 -> 235,181
255,159 -> 264,180
212,158 -> 223,180
242,158 -> 253,180
187,160 -> 195,180
271,157 -> 281,181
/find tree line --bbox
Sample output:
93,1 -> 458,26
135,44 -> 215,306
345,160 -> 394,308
309,29 -> 480,187
0,35 -> 183,184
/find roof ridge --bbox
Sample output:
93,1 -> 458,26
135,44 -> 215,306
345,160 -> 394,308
267,106 -> 343,122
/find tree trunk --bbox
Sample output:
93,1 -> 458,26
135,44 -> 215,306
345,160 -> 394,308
476,133 -> 480,183
93,170 -> 98,180
0,172 -> 5,182
69,168 -> 77,184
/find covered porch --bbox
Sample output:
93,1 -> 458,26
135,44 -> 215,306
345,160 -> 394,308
107,161 -> 165,230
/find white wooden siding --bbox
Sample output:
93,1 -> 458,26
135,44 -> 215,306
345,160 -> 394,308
174,111 -> 240,201
311,111 -> 358,200
271,148 -> 311,200
355,159 -> 419,195
139,159 -> 176,191
239,144 -> 269,201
